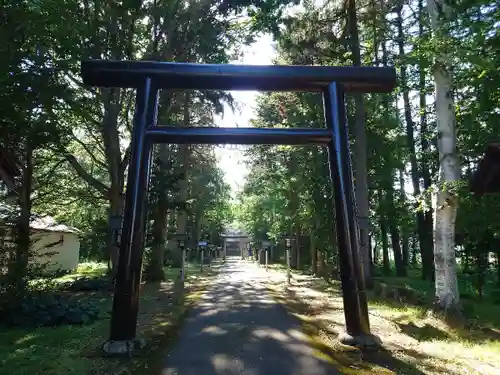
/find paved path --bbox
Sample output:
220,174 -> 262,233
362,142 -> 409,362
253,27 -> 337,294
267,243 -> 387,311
161,257 -> 339,375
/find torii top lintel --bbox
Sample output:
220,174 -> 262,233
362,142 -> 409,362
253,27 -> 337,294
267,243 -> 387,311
81,60 -> 396,93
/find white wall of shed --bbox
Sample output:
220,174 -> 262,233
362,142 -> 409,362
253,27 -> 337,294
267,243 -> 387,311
31,231 -> 80,272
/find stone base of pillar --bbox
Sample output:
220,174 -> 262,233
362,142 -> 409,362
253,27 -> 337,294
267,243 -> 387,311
102,338 -> 146,356
338,332 -> 382,351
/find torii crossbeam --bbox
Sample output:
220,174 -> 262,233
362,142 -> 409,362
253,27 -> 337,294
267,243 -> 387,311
81,59 -> 396,353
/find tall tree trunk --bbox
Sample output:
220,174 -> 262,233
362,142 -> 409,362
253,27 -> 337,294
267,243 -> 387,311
174,94 -> 192,267
193,205 -> 204,247
372,236 -> 379,265
411,234 -> 418,265
294,223 -> 301,269
64,88 -> 131,277
311,150 -> 323,276
9,144 -> 33,304
346,0 -> 371,286
368,234 -> 374,275
388,181 -> 406,276
100,89 -> 124,276
496,250 -> 500,286
380,37 -> 400,277
293,156 -> 300,270
310,228 -> 317,274
396,6 -> 425,276
379,193 -> 390,274
145,194 -> 167,281
287,152 -> 300,269
174,149 -> 190,266
317,250 -> 325,278
399,169 -> 409,266
476,248 -> 488,300
390,227 -> 405,276
419,0 -> 435,280
165,210 -> 177,261
143,93 -> 175,279
143,146 -> 170,282
106,188 -> 124,278
427,0 -> 460,311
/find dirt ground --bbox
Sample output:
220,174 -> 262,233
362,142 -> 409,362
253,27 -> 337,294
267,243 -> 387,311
262,265 -> 500,375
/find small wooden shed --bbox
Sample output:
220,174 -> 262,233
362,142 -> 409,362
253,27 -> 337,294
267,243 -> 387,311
29,216 -> 81,273
0,209 -> 81,273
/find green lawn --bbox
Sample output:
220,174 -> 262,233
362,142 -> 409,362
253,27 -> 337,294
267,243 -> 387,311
0,261 -> 219,375
266,265 -> 500,375
372,267 -> 500,329
268,261 -> 500,329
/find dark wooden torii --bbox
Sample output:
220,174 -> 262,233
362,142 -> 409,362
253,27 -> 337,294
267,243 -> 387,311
81,60 -> 397,353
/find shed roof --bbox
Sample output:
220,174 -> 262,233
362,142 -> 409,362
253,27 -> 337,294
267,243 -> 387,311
30,216 -> 80,234
0,204 -> 80,234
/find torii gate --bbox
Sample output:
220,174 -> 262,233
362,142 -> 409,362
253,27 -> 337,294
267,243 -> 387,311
81,59 -> 396,353
221,233 -> 251,259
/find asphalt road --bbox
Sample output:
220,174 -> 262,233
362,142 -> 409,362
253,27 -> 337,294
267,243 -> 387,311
161,257 -> 339,375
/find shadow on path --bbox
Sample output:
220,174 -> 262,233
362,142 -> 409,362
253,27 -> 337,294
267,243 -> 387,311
161,257 -> 339,375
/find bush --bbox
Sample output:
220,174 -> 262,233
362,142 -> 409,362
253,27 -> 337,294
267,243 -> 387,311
489,289 -> 500,304
0,293 -> 101,328
461,299 -> 476,318
62,276 -> 114,292
459,291 -> 477,301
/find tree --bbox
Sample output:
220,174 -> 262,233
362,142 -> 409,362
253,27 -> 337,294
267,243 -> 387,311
0,0 -> 74,303
427,0 -> 461,311
345,0 -> 372,286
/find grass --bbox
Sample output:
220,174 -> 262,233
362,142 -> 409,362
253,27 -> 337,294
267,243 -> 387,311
28,262 -> 109,289
367,272 -> 500,373
371,268 -> 500,330
263,264 -> 500,375
267,284 -> 393,375
1,261 -> 222,375
61,262 -> 109,280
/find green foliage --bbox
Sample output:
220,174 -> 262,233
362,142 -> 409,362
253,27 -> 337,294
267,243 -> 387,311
0,293 -> 101,328
237,91 -> 336,267
236,0 -> 500,295
0,262 -> 108,329
1,0 -> 499,340
1,0 -> 279,288
62,276 -> 114,292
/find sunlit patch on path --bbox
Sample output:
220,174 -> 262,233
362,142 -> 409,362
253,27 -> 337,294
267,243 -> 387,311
161,257 -> 340,375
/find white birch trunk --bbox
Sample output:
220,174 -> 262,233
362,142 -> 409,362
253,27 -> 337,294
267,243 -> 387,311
427,0 -> 460,310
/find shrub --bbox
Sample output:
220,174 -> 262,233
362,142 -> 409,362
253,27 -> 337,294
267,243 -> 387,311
0,293 -> 101,328
62,276 -> 114,292
489,289 -> 500,304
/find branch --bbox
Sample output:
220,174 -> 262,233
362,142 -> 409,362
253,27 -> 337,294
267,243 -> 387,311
70,131 -> 108,170
64,152 -> 109,197
64,71 -> 99,96
32,157 -> 67,187
81,124 -> 107,159
63,97 -> 107,159
62,90 -> 101,126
